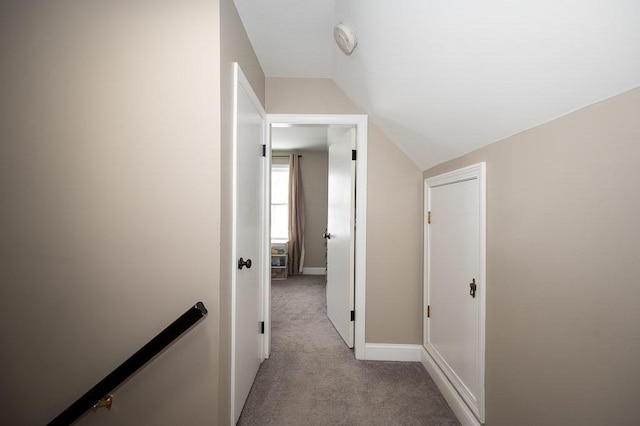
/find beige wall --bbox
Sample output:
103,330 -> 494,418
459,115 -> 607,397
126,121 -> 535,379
365,124 -> 424,344
219,0 -> 265,424
273,150 -> 329,270
0,1 -> 222,424
424,87 -> 640,425
300,150 -> 329,269
267,78 -> 361,114
267,78 -> 423,344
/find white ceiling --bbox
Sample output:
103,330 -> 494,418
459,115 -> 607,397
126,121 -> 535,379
271,125 -> 329,151
234,0 -> 640,170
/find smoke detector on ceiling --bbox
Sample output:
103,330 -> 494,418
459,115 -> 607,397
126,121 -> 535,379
334,23 -> 357,56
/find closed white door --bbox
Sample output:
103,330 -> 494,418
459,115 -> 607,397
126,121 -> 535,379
232,64 -> 265,424
424,163 -> 486,423
326,127 -> 356,348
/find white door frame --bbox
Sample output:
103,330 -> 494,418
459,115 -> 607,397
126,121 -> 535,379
265,114 -> 368,360
230,63 -> 267,424
423,162 -> 486,424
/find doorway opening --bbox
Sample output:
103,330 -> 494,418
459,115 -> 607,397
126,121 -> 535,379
263,114 -> 368,360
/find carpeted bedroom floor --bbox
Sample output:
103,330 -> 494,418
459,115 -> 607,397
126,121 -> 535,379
237,274 -> 460,426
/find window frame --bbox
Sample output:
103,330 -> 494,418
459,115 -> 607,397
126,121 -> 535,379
270,163 -> 290,240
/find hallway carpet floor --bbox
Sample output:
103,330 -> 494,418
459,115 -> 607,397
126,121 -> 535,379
237,274 -> 460,426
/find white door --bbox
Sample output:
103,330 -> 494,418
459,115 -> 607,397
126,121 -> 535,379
232,63 -> 265,424
424,163 -> 486,423
326,127 -> 356,348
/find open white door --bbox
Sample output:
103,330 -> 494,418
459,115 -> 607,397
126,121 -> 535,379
231,63 -> 266,424
326,127 -> 356,348
424,163 -> 486,423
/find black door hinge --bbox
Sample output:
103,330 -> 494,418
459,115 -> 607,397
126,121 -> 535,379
262,144 -> 266,157
350,310 -> 355,321
260,321 -> 265,334
352,149 -> 357,161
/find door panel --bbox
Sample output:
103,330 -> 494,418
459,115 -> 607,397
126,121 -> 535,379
425,163 -> 486,423
430,181 -> 479,394
326,128 -> 356,348
233,64 -> 265,423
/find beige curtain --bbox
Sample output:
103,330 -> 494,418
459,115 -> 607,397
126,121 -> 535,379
288,154 -> 305,275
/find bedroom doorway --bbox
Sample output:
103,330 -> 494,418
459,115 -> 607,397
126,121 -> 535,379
263,114 -> 368,359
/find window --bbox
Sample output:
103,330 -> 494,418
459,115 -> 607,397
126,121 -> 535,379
271,164 -> 289,240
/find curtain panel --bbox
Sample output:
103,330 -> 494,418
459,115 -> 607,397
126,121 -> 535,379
288,154 -> 305,275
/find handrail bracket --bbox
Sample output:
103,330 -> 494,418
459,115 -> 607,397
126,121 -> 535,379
93,394 -> 114,411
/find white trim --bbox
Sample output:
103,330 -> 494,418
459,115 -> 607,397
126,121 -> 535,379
231,63 -> 267,426
302,267 -> 326,275
363,343 -> 422,362
261,112 -> 271,362
423,162 -> 486,423
420,347 -> 481,426
230,63 -> 239,426
266,114 -> 368,360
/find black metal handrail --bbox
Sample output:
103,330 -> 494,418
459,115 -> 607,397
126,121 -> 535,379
49,301 -> 208,425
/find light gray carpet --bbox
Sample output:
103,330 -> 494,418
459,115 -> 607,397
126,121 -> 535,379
238,275 -> 460,426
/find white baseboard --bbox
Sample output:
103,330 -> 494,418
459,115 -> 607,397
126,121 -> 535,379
363,343 -> 422,362
420,347 -> 481,426
302,267 -> 326,275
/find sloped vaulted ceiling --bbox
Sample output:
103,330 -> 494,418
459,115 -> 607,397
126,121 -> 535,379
233,0 -> 640,170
